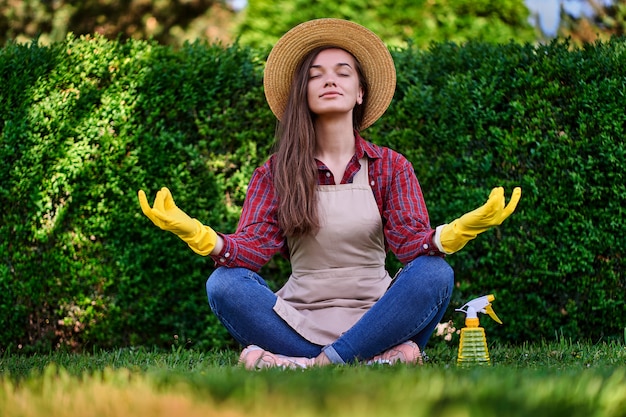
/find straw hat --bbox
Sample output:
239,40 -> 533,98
263,18 -> 396,130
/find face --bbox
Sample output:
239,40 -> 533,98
306,48 -> 364,120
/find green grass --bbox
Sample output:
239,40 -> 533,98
1,340 -> 625,417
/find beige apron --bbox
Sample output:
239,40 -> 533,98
273,157 -> 391,345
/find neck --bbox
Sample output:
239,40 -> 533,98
314,118 -> 356,160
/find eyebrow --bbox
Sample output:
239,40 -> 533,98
310,62 -> 354,70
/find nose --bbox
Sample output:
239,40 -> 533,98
324,76 -> 336,87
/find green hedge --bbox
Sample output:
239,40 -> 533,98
383,39 -> 626,344
1,34 -> 625,353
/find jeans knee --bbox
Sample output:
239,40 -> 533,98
435,258 -> 454,289
206,267 -> 268,306
429,257 -> 454,294
205,267 -> 232,304
401,256 -> 454,297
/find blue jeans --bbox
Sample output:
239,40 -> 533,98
206,256 -> 454,364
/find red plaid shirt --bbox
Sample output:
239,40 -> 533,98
211,133 -> 442,271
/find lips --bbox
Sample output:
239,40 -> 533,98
320,91 -> 342,97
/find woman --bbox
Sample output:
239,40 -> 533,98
138,19 -> 521,369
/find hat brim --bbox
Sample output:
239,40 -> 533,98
263,18 -> 396,130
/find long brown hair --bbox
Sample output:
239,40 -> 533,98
272,47 -> 368,237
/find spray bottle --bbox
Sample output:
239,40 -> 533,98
456,294 -> 502,366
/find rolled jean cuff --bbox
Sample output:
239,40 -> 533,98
322,345 -> 346,365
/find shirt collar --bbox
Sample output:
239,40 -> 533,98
355,131 -> 382,160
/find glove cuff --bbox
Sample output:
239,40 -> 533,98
439,220 -> 478,254
183,220 -> 218,256
434,224 -> 452,254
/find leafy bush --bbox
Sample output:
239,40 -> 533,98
1,34 -> 625,353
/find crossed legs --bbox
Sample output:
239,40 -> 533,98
206,256 -> 454,368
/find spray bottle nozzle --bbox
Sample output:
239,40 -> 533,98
455,294 -> 503,326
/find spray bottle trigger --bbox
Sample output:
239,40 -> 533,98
485,304 -> 503,324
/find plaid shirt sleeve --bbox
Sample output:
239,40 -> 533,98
210,158 -> 286,271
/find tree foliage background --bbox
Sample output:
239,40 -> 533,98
0,0 -> 237,46
236,0 -> 536,48
3,0 -> 626,47
558,0 -> 626,43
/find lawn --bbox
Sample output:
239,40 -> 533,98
1,340 -> 625,417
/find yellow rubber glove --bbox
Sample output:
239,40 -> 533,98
439,187 -> 521,254
138,187 -> 217,256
